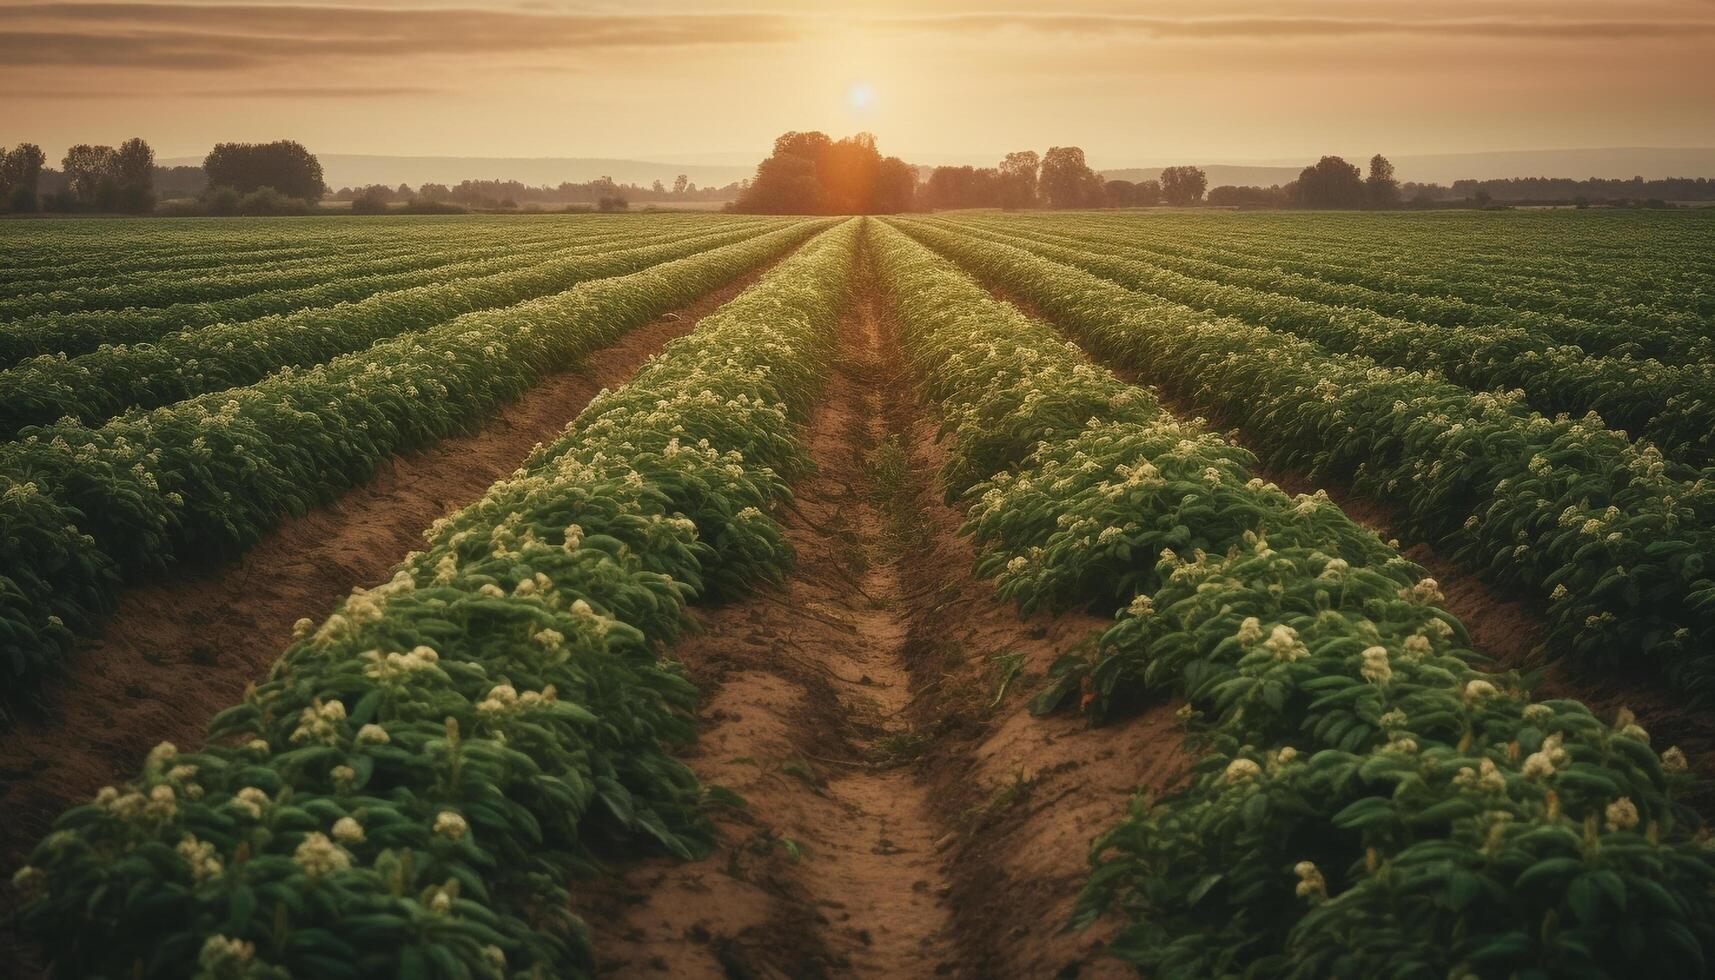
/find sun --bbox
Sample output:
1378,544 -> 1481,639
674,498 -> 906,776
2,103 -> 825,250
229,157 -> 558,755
846,82 -> 876,113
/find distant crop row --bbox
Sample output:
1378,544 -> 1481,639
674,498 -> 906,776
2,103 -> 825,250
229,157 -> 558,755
873,218 -> 1715,978
0,219 -> 775,433
0,220 -> 824,710
13,220 -> 858,978
941,216 -> 1715,467
898,218 -> 1715,702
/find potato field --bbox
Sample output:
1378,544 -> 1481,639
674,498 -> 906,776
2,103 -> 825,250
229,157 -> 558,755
3,209 -> 1714,979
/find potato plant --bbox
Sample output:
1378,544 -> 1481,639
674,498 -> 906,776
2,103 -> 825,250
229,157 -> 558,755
0,220 -> 826,710
895,218 -> 1715,701
870,219 -> 1715,978
12,220 -> 858,979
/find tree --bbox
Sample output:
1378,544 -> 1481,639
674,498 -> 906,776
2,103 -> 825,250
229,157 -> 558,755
1365,154 -> 1399,209
0,143 -> 46,212
1134,179 -> 1162,206
62,144 -> 117,208
997,150 -> 1039,208
112,137 -> 155,213
673,174 -> 689,196
1159,165 -> 1208,206
1292,155 -> 1366,208
651,179 -> 665,194
203,141 -> 325,202
1040,146 -> 1102,209
1103,179 -> 1137,208
351,185 -> 392,213
733,130 -> 912,214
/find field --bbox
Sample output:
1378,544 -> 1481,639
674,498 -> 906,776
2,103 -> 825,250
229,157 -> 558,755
3,209 -> 1714,978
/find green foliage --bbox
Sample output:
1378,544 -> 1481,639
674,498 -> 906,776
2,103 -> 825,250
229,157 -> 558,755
870,218 -> 1715,978
13,220 -> 859,978
895,216 -> 1715,701
0,220 -> 826,708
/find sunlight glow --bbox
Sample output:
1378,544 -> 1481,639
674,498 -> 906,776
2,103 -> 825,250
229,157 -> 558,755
846,82 -> 875,113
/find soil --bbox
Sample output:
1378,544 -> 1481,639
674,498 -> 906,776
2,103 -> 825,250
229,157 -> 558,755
0,259 -> 784,971
577,257 -> 1190,978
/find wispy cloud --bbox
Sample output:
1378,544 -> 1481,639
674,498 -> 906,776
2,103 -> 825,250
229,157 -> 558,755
1,3 -> 1710,73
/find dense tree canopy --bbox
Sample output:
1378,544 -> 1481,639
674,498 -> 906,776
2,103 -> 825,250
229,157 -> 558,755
1293,155 -> 1367,208
1159,165 -> 1208,205
733,131 -> 915,214
203,140 -> 326,202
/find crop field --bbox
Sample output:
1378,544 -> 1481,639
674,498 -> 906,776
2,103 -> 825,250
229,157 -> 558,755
3,209 -> 1715,979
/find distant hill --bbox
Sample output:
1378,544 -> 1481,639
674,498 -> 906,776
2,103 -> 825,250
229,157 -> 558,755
160,154 -> 755,191
1104,148 -> 1715,187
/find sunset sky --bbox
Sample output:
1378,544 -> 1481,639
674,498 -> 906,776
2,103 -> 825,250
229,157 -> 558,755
3,0 -> 1713,167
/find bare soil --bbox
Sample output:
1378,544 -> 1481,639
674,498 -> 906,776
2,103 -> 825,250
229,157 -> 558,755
0,261 -> 782,961
578,261 -> 1190,978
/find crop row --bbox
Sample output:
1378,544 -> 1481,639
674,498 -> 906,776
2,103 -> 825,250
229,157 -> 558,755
0,220 -> 826,710
0,216 -> 477,280
12,219 -> 857,979
1030,211 -> 1714,343
871,218 -> 1715,978
0,220 -> 775,434
0,218 -> 773,367
942,216 -> 1715,467
0,218 -> 748,318
896,218 -> 1715,699
0,235 -> 438,299
1077,210 -> 1715,325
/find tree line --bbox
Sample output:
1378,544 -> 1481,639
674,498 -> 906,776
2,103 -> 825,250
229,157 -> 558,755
332,175 -> 741,213
0,138 -> 328,215
730,132 -> 1213,214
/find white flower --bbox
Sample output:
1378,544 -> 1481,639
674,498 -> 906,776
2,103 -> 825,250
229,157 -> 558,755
198,935 -> 255,972
12,865 -> 46,900
145,784 -> 177,820
1264,624 -> 1308,662
1463,679 -> 1498,704
1235,617 -> 1264,644
1378,709 -> 1408,730
1005,556 -> 1029,574
230,786 -> 270,820
145,741 -> 177,772
1662,746 -> 1689,774
1522,703 -> 1554,725
293,832 -> 352,880
1399,577 -> 1445,605
1360,646 -> 1391,686
246,738 -> 270,755
479,583 -> 505,598
1294,860 -> 1327,900
332,816 -> 365,843
1126,594 -> 1154,618
434,810 -> 469,841
1550,584 -> 1569,601
1604,797 -> 1639,832
357,724 -> 390,745
1522,752 -> 1557,781
1224,758 -> 1262,785
331,765 -> 357,789
177,835 -> 223,882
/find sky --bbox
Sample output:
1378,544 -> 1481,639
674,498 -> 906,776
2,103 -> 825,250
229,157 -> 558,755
3,0 -> 1714,168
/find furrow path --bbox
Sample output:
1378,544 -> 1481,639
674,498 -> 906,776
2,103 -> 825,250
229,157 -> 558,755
580,246 -> 1187,978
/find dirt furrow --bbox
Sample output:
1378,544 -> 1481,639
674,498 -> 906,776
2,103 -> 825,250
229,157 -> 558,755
581,253 -> 1190,978
0,260 -> 783,884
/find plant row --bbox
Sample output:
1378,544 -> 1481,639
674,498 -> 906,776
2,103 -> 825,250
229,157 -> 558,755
0,218 -> 771,367
1007,211 -> 1713,351
870,218 -> 1715,979
943,216 -> 1715,467
0,217 -> 745,318
897,218 -> 1715,699
1058,209 -> 1715,327
0,221 -> 774,434
0,220 -> 827,711
11,219 -> 857,979
0,216 -> 489,282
